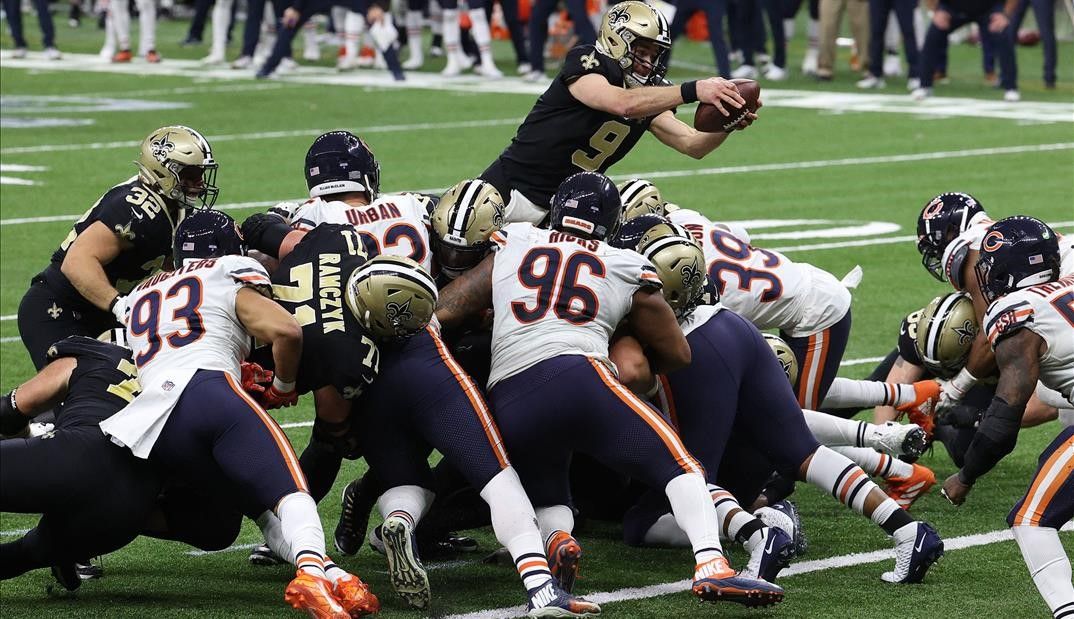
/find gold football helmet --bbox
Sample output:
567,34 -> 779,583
135,125 -> 219,209
617,178 -> 666,221
345,255 -> 439,339
763,333 -> 799,386
431,179 -> 505,279
914,292 -> 979,379
596,1 -> 672,88
637,222 -> 705,318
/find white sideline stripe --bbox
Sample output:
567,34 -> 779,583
185,543 -> 261,556
445,522 -> 1074,619
0,528 -> 31,537
3,142 -> 1072,227
0,118 -> 525,155
1,336 -> 19,343
840,356 -> 886,367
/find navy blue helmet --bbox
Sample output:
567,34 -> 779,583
974,216 -> 1061,304
173,210 -> 245,263
549,172 -> 622,241
305,131 -> 380,200
916,192 -> 986,281
609,213 -> 669,250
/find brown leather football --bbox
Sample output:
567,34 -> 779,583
693,79 -> 761,133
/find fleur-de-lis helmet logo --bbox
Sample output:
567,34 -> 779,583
680,257 -> 703,289
151,132 -> 176,163
386,298 -> 413,324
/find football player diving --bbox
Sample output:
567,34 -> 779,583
478,1 -> 758,225
940,216 -> 1074,619
17,125 -> 218,371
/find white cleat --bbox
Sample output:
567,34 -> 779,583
278,57 -> 299,73
337,56 -> 360,71
381,515 -> 430,609
801,48 -> 818,75
906,77 -> 921,91
516,62 -> 532,75
911,87 -> 931,101
1003,89 -> 1021,102
402,55 -> 424,69
201,52 -> 225,64
764,65 -> 787,81
881,522 -> 943,584
883,53 -> 903,77
44,47 -> 62,60
856,74 -> 885,89
475,62 -> 503,78
231,55 -> 253,69
868,421 -> 928,458
732,64 -> 758,79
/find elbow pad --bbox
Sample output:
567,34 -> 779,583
959,396 -> 1022,483
240,213 -> 292,258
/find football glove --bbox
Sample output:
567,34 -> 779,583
937,402 -> 982,428
240,361 -> 274,397
110,295 -> 130,325
936,368 -> 977,414
240,212 -> 292,258
258,377 -> 298,409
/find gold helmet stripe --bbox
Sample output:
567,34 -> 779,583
353,257 -> 439,298
922,292 -> 964,362
619,180 -> 650,206
451,179 -> 484,238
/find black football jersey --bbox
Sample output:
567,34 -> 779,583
271,224 -> 380,398
41,178 -> 181,307
897,308 -> 924,367
484,45 -> 658,207
46,336 -> 141,428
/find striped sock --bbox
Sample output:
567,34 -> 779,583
806,446 -> 881,515
324,556 -> 347,584
296,550 -> 327,578
515,553 -> 553,590
710,485 -> 763,543
387,510 -> 416,528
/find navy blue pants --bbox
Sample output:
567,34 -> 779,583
527,0 -> 596,73
670,0 -> 732,77
490,355 -> 703,508
738,0 -> 786,68
149,370 -> 308,516
867,0 -> 919,78
360,328 -> 509,493
1007,426 -> 1073,529
0,426 -> 160,578
1012,0 -> 1057,84
920,10 -> 1016,89
241,0 -> 287,57
782,309 -> 852,411
1,0 -> 54,49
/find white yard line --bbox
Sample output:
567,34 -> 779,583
444,522 -> 1074,619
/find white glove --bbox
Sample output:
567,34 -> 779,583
267,201 -> 301,225
369,14 -> 398,51
110,295 -> 129,325
937,367 -> 977,414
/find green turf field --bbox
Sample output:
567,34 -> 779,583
2,12 -> 1073,618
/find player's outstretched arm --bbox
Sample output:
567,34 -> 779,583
235,288 -> 303,387
0,357 -> 77,435
435,254 -> 494,330
568,74 -> 745,120
945,328 -> 1044,503
61,221 -> 127,312
626,288 -> 691,374
609,331 -> 655,395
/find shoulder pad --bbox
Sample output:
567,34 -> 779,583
47,335 -> 132,366
984,299 -> 1035,348
561,45 -> 620,85
897,309 -> 924,366
222,256 -> 273,292
943,238 -> 972,289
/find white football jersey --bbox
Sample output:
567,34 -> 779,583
984,274 -> 1074,404
125,255 -> 267,386
668,208 -> 851,337
487,222 -> 662,387
102,255 -> 271,458
290,193 -> 433,273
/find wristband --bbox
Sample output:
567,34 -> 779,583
272,377 -> 297,393
950,367 -> 978,398
680,81 -> 699,104
108,294 -> 121,312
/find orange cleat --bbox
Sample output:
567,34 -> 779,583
897,380 -> 940,438
692,555 -> 784,608
333,573 -> 380,617
112,49 -> 132,63
145,49 -> 161,63
285,571 -> 350,619
545,530 -> 582,593
884,463 -> 937,510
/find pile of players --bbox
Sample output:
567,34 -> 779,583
1,121 -> 1071,618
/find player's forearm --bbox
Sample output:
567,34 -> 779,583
964,333 -> 997,380
236,290 -> 303,383
3,357 -> 76,418
435,254 -> 494,329
680,130 -> 730,159
619,86 -> 690,120
61,257 -> 121,311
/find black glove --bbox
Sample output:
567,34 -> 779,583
938,402 -> 983,428
240,212 -> 291,258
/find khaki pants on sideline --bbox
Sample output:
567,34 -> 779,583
818,0 -> 870,76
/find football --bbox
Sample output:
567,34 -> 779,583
693,79 -> 761,133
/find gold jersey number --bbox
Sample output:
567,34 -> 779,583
570,120 -> 631,172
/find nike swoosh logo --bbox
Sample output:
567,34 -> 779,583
765,534 -> 778,554
914,532 -> 926,553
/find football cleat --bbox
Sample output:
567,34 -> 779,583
881,522 -> 944,584
546,530 -> 583,593
112,49 -> 133,63
76,558 -> 103,580
333,573 -> 380,617
381,515 -> 431,609
897,380 -> 940,438
869,421 -> 929,458
51,564 -> 81,592
284,570 -> 350,619
884,463 -> 937,509
249,544 -> 287,566
692,555 -> 785,607
145,49 -> 161,63
754,500 -> 808,559
334,480 -> 371,556
526,580 -> 602,618
742,526 -> 795,582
